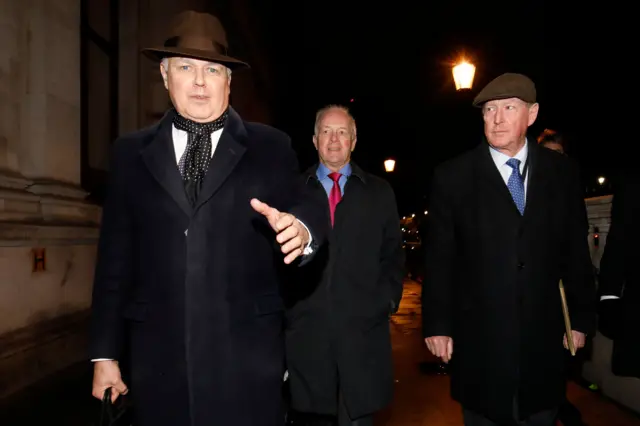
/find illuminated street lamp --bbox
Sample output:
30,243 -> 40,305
452,60 -> 476,90
384,158 -> 396,172
597,176 -> 606,185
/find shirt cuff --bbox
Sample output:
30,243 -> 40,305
600,295 -> 620,301
297,220 -> 314,255
92,359 -> 114,362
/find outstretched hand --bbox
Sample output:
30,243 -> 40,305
251,198 -> 310,264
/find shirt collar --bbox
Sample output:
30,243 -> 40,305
489,138 -> 528,168
316,162 -> 352,180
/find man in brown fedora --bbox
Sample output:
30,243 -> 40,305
422,73 -> 596,426
88,10 -> 328,426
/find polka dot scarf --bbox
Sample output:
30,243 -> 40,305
173,108 -> 228,205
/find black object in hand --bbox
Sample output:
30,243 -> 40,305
598,298 -> 622,340
98,387 -> 133,426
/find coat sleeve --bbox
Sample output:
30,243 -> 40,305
89,140 -> 134,360
377,182 -> 405,314
562,162 -> 597,335
598,173 -> 630,298
422,168 -> 455,338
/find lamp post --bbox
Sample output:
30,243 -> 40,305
452,59 -> 476,91
384,158 -> 396,172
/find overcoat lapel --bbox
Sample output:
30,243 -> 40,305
140,110 -> 192,216
473,139 -> 548,219
194,107 -> 247,211
521,140 -> 550,226
474,143 -> 522,216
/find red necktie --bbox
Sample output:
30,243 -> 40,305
328,172 -> 342,226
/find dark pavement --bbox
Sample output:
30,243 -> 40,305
0,361 -> 99,425
1,279 -> 639,425
374,279 -> 640,426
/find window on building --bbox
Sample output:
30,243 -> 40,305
80,0 -> 119,203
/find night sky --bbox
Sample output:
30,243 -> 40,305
259,1 -> 619,215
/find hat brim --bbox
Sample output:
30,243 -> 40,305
472,94 -> 535,108
142,47 -> 250,69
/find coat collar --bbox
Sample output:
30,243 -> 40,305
474,136 -> 547,219
304,162 -> 367,184
140,106 -> 248,216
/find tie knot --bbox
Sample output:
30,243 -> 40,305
506,158 -> 521,171
328,172 -> 342,183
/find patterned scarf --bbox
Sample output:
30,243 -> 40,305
173,108 -> 229,205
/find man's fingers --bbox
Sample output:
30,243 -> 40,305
440,340 -> 450,363
92,387 -> 107,400
116,385 -> 129,396
274,214 -> 295,233
91,386 -> 123,402
425,337 -> 451,361
276,224 -> 299,245
250,198 -> 268,214
425,337 -> 439,355
108,380 -> 128,402
572,331 -> 585,349
284,248 -> 303,265
250,198 -> 279,219
424,337 -> 453,362
281,237 -> 302,255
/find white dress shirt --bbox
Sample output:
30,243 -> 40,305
172,125 -> 224,163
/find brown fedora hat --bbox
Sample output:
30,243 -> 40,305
142,10 -> 249,69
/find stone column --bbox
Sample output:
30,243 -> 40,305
0,0 -> 100,398
1,0 -> 96,220
20,0 -> 82,190
0,0 -> 30,183
118,0 -> 140,135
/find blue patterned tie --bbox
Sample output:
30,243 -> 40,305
506,158 -> 525,215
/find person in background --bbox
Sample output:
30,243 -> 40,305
537,128 -> 567,155
538,128 -> 589,426
284,105 -> 405,426
598,168 -> 640,380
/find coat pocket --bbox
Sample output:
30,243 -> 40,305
230,294 -> 285,322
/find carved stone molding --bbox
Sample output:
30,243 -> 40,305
0,173 -> 101,228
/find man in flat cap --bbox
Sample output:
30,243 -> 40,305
422,73 -> 596,426
88,10 -> 328,426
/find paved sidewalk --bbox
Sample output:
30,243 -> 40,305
0,361 -> 98,425
375,279 -> 640,426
